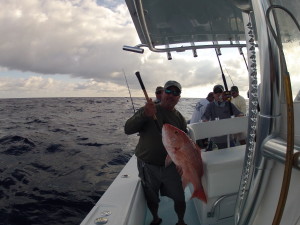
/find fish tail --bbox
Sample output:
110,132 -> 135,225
192,189 -> 207,203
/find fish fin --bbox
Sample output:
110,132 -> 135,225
191,188 -> 207,203
165,154 -> 173,167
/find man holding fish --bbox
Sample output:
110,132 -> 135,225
125,80 -> 206,225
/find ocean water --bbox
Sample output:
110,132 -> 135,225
0,97 -> 198,225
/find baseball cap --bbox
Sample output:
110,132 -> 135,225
207,92 -> 214,98
230,86 -> 239,92
164,80 -> 182,91
156,86 -> 164,92
213,84 -> 224,93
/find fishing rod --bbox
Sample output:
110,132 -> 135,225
135,71 -> 161,133
215,49 -> 229,91
122,69 -> 136,113
215,49 -> 233,116
239,47 -> 249,70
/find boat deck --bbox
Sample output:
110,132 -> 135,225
144,188 -> 200,225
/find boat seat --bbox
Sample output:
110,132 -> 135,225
187,116 -> 247,197
188,116 -> 248,142
189,146 -> 245,225
187,118 -> 247,225
202,146 -> 245,198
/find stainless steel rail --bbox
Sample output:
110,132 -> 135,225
235,0 -> 283,224
208,193 -> 237,218
263,138 -> 300,169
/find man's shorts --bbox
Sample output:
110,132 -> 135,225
137,158 -> 185,204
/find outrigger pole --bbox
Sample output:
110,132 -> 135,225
122,69 -> 136,113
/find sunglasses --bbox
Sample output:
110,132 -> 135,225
165,89 -> 181,96
155,91 -> 162,94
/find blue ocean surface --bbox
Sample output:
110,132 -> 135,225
0,97 -> 198,225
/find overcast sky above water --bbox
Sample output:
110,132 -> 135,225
0,0 -> 299,99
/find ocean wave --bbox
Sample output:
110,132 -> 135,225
0,97 -> 197,225
0,135 -> 35,156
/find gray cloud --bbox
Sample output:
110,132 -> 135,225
0,1 -> 243,93
0,0 -> 298,98
0,1 -> 138,80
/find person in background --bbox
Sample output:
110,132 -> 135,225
230,86 -> 247,145
190,91 -> 214,148
221,90 -> 232,102
154,86 -> 164,104
190,92 -> 214,124
125,80 -> 187,225
202,84 -> 243,149
230,86 -> 246,115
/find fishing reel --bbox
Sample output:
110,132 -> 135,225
222,91 -> 232,102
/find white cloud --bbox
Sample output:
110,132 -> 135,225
0,0 -> 247,98
0,75 -> 134,98
0,0 -> 138,80
0,0 -> 298,99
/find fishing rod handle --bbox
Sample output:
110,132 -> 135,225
135,71 -> 159,126
135,71 -> 150,101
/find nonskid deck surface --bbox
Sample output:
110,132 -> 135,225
144,188 -> 200,225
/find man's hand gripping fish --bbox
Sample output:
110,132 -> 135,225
162,123 -> 207,203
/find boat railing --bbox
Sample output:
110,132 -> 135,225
263,138 -> 300,170
207,192 -> 238,218
188,116 -> 248,142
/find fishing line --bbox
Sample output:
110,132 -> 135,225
122,69 -> 136,114
225,68 -> 234,86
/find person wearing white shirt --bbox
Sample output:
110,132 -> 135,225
231,86 -> 246,145
190,92 -> 214,124
231,86 -> 246,114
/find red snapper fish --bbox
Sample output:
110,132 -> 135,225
162,123 -> 207,203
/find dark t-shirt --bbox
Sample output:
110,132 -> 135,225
125,104 -> 187,166
201,101 -> 242,143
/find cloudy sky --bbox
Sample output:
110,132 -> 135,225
0,0 -> 299,99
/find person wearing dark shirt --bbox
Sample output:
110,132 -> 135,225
154,86 -> 164,104
202,84 -> 243,149
125,80 -> 187,225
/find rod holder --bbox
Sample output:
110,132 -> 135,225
122,45 -> 144,54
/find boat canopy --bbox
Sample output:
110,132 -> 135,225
124,0 -> 300,53
125,0 -> 252,52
